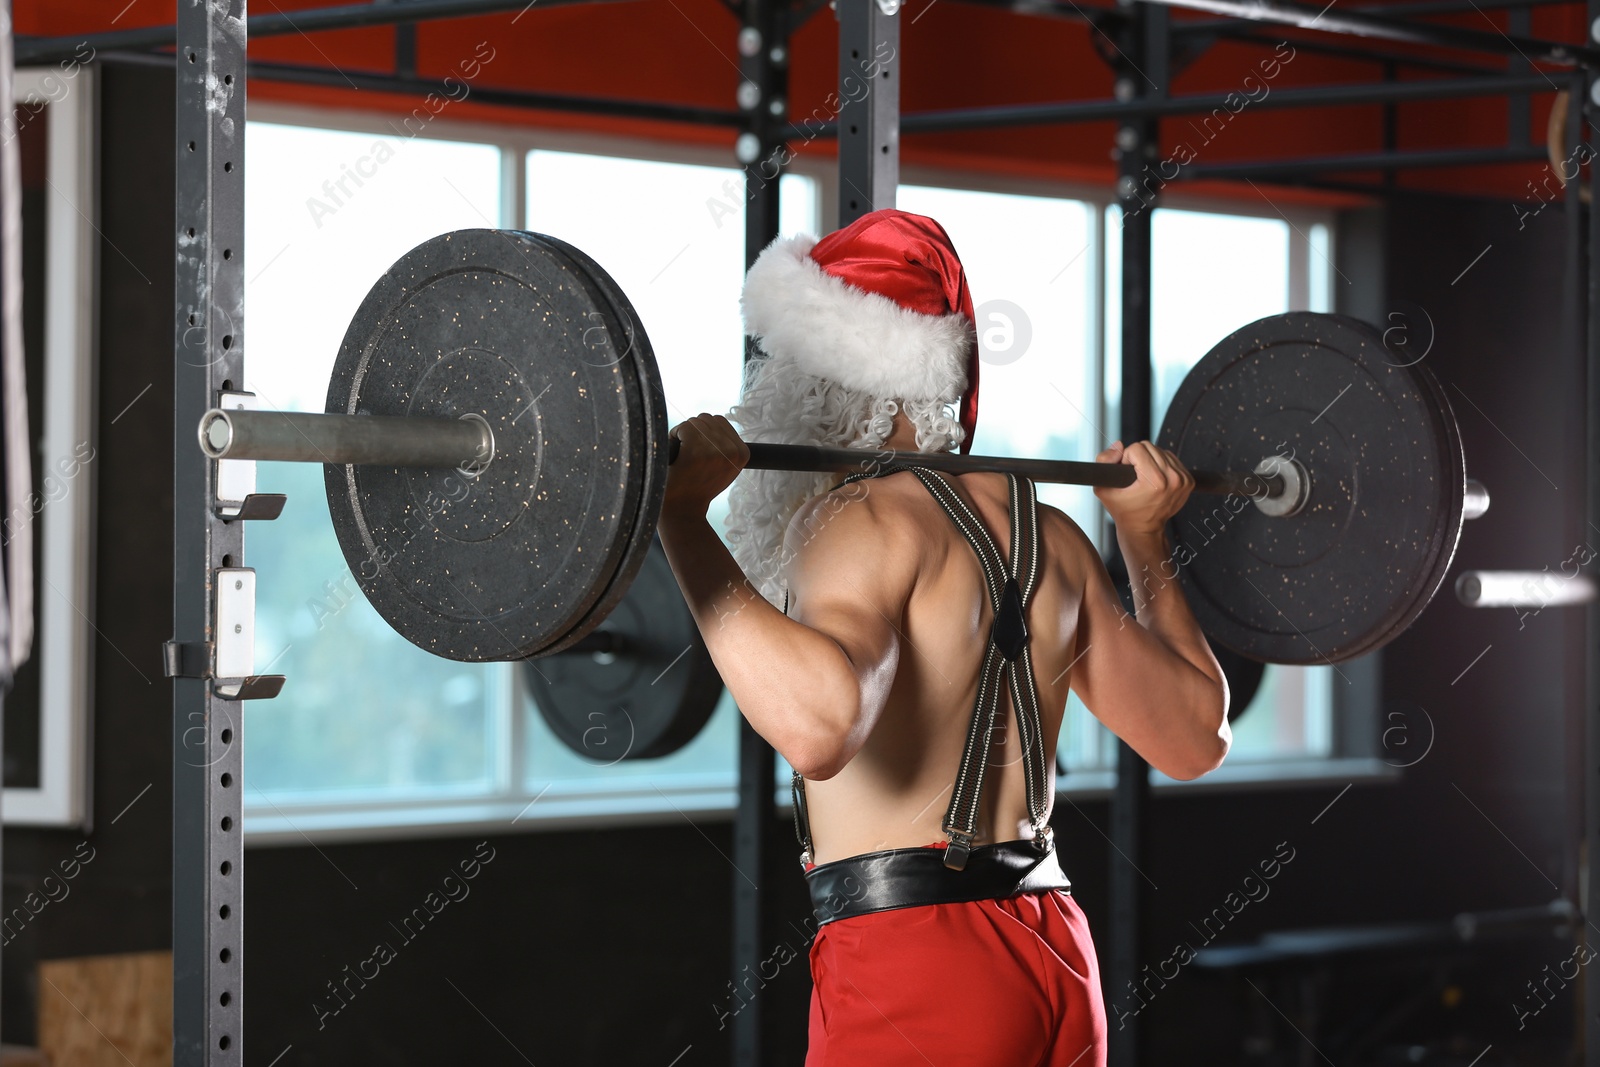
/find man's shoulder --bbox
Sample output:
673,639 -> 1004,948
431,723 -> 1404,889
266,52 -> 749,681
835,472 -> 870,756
776,476 -> 927,597
784,470 -> 1095,554
1031,495 -> 1096,557
783,471 -> 927,551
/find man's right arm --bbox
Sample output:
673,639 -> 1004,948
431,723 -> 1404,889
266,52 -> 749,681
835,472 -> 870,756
1064,441 -> 1231,781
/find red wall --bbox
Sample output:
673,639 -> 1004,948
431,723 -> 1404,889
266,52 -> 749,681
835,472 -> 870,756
19,0 -> 1591,205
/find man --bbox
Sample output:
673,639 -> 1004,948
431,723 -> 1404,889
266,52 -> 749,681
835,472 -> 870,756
658,208 -> 1231,1067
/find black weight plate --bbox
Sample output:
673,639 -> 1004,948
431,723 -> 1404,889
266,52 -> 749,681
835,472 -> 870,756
525,538 -> 724,761
1158,312 -> 1466,665
520,231 -> 670,657
324,229 -> 667,662
1209,638 -> 1265,721
512,230 -> 675,659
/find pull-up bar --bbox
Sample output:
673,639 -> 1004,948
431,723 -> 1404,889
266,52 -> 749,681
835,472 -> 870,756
1133,0 -> 1600,66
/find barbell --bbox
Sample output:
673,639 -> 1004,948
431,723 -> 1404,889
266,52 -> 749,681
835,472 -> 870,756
196,228 -> 1487,753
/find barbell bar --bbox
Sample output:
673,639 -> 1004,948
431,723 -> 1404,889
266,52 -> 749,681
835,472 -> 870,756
200,406 -> 497,470
201,406 -> 1291,501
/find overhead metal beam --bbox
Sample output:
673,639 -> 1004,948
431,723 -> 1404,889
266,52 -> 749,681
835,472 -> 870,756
16,0 -> 637,66
249,59 -> 744,128
1186,26 -> 1506,75
786,74 -> 1555,138
1177,141 -> 1546,177
1378,0 -> 1566,14
99,39 -> 1553,149
950,0 -> 1571,25
83,50 -> 744,128
969,0 -> 1524,75
1172,0 -> 1575,34
1129,0 -> 1598,66
162,33 -> 1485,153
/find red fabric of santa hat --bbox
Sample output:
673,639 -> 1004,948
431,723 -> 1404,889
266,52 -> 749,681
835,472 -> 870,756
739,208 -> 981,454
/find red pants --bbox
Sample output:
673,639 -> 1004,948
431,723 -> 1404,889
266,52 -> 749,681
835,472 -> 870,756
804,846 -> 1108,1067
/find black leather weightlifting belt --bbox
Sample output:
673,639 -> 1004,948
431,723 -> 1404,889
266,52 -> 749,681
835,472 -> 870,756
804,838 -> 1071,927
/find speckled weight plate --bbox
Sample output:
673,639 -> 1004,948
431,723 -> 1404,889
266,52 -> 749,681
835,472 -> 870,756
524,538 -> 724,761
323,228 -> 667,663
1157,312 -> 1466,665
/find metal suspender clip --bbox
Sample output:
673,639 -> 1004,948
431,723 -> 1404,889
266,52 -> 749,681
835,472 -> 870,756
944,831 -> 973,871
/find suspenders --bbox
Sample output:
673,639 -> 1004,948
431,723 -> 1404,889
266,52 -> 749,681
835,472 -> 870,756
788,465 -> 1053,872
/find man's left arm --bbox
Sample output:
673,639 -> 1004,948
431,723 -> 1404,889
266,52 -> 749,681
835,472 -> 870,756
657,415 -> 910,779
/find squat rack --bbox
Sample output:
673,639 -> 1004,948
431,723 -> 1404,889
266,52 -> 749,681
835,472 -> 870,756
15,0 -> 1600,1062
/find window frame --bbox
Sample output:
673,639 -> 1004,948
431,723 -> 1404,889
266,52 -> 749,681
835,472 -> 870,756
3,66 -> 99,828
239,104 -> 1387,846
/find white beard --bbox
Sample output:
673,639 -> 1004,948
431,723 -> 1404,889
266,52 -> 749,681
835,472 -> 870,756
723,353 -> 967,607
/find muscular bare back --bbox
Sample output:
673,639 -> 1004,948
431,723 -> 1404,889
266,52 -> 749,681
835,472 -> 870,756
790,470 -> 1090,864
660,413 -> 1232,872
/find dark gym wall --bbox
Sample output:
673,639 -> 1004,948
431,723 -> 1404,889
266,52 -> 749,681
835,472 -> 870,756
0,61 -> 177,1042
2,59 -> 1586,1066
1119,188 -> 1585,1062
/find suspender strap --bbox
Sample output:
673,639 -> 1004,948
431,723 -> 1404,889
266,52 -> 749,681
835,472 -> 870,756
791,765 -> 814,866
786,465 -> 1051,872
889,466 -> 1048,869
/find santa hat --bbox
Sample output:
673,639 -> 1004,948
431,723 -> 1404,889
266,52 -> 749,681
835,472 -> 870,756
739,208 -> 980,453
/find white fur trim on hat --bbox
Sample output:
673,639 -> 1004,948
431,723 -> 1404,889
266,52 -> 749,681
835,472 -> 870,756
739,233 -> 974,404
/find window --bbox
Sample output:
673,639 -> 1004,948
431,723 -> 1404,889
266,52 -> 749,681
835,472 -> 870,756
243,122 -> 509,838
1146,207 -> 1338,772
3,66 -> 97,827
